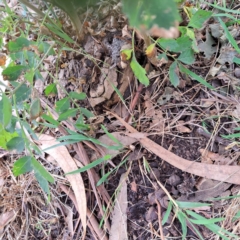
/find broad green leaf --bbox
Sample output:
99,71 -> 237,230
6,136 -> 25,153
34,170 -> 50,194
69,92 -> 87,100
38,42 -> 55,55
66,155 -> 111,175
80,107 -> 94,118
10,51 -> 25,64
42,114 -> 60,127
178,49 -> 195,64
30,98 -> 42,120
122,0 -> 180,30
31,157 -> 54,183
24,68 -> 35,85
130,55 -> 149,86
158,36 -> 192,53
188,9 -> 212,29
55,97 -> 70,113
176,201 -> 211,209
162,201 -> 173,225
7,37 -> 30,52
157,38 -> 179,52
218,17 -> 240,53
175,36 -> 193,52
25,50 -> 39,68
2,65 -> 27,81
0,93 -> 12,127
13,156 -> 33,176
44,83 -> 58,96
0,124 -> 18,149
233,57 -> 240,64
179,64 -> 214,89
15,84 -> 31,103
57,108 -> 78,121
169,61 -> 179,87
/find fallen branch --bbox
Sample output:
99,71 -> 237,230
110,112 -> 240,185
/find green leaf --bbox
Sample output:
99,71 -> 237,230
177,211 -> 187,240
80,107 -> 94,118
178,49 -> 195,64
6,136 -> 25,153
42,114 -> 60,127
158,36 -> 193,53
169,61 -> 179,87
96,171 -> 112,186
13,156 -> 33,176
55,97 -> 70,113
15,84 -> 31,103
189,217 -> 225,225
34,170 -> 50,194
7,37 -> 30,52
24,68 -> 35,85
38,42 -> 55,55
30,98 -> 42,120
179,64 -> 214,89
69,92 -> 87,100
162,201 -> 173,225
2,65 -> 27,81
101,125 -> 123,146
31,157 -> 54,183
130,55 -> 149,86
44,23 -> 74,43
0,93 -> 12,127
233,210 -> 240,221
233,56 -> 240,64
157,38 -> 178,52
186,210 -> 238,239
0,124 -> 18,149
122,0 -> 180,30
188,9 -> 212,29
44,83 -> 58,96
176,201 -> 211,209
66,155 -> 111,175
218,17 -> 240,53
221,132 -> 240,139
57,108 -> 78,121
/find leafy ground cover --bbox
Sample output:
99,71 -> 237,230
0,0 -> 240,239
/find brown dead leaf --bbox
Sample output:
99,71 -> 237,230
0,54 -> 7,67
111,112 -> 240,185
130,181 -> 137,192
148,23 -> 179,38
176,121 -> 192,133
109,173 -> 128,240
38,134 -> 87,237
0,210 -> 17,235
199,149 -> 232,165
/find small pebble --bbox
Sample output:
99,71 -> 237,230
234,67 -> 240,78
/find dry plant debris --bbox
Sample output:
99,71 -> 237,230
1,0 -> 240,239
